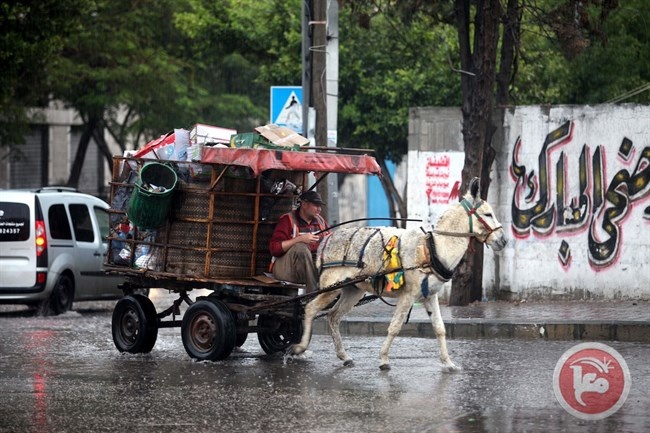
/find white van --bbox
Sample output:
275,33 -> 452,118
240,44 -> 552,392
0,187 -> 126,314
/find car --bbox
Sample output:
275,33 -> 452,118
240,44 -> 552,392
0,187 -> 128,315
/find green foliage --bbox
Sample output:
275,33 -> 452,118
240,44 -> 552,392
48,0 -> 198,144
338,7 -> 461,163
175,0 -> 302,130
509,15 -> 574,104
2,0 -> 647,160
564,0 -> 650,104
0,0 -> 85,145
514,0 -> 649,105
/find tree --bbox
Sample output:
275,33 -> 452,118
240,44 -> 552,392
562,0 -> 649,104
47,0 -> 200,187
174,0 -> 304,129
450,0 -> 626,305
0,0 -> 84,148
338,3 -> 462,224
337,0 -> 628,304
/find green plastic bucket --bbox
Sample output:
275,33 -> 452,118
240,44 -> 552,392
127,163 -> 178,229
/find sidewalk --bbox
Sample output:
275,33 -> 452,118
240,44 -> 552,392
311,298 -> 650,342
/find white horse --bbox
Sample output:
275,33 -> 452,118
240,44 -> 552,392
290,177 -> 507,371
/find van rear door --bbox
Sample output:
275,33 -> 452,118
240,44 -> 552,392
0,195 -> 43,291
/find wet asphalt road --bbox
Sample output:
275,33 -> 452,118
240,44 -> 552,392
0,295 -> 649,433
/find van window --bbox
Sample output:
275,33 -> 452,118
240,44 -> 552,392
94,207 -> 111,240
70,204 -> 95,243
49,204 -> 73,240
0,202 -> 31,242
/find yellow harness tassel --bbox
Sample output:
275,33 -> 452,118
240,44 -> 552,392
383,235 -> 404,291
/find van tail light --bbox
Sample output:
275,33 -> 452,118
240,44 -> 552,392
35,220 -> 47,256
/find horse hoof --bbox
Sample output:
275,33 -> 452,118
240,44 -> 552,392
379,363 -> 391,371
343,359 -> 354,367
442,363 -> 461,373
289,344 -> 305,355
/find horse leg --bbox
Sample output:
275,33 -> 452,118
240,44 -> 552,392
423,294 -> 461,372
379,292 -> 417,370
291,291 -> 340,355
327,286 -> 365,366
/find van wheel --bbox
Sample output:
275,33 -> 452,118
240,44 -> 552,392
42,275 -> 74,315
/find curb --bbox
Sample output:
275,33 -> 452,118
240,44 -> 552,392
311,318 -> 650,343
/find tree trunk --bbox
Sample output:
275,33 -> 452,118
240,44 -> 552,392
92,123 -> 113,166
378,158 -> 407,227
67,117 -> 98,188
450,0 -> 501,306
496,0 -> 521,106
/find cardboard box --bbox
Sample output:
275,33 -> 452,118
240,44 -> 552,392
254,124 -> 309,149
190,124 -> 237,145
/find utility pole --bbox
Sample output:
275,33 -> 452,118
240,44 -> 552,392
311,0 -> 328,214
302,0 -> 340,224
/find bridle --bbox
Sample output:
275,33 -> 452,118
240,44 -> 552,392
429,198 -> 502,244
419,198 -> 503,282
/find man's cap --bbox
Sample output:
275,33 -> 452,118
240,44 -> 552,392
299,190 -> 326,205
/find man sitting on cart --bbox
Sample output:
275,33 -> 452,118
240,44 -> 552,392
269,190 -> 329,293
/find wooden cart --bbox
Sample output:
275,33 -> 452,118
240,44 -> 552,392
105,147 -> 381,361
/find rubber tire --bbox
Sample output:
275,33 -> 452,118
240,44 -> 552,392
112,294 -> 159,353
181,299 -> 236,361
257,314 -> 303,355
49,274 -> 74,315
235,332 -> 248,348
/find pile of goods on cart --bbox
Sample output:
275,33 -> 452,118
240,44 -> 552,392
106,123 -> 381,284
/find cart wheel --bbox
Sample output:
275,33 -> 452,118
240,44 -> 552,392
112,294 -> 158,353
235,332 -> 248,347
181,298 -> 236,361
257,314 -> 303,355
235,316 -> 249,347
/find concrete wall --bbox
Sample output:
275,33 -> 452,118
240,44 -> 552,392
408,104 -> 650,301
1,103 -> 121,199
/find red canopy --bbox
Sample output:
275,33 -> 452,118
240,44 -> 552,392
201,147 -> 381,176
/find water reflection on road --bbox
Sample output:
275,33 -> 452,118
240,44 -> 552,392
0,298 -> 648,433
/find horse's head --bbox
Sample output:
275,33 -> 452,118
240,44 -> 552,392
459,177 -> 507,251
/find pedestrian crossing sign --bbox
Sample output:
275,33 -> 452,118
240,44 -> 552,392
270,86 -> 303,134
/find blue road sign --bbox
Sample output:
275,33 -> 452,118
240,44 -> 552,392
270,86 -> 303,134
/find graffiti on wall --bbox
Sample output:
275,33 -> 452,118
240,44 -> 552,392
510,120 -> 650,269
424,154 -> 460,205
419,152 -> 464,226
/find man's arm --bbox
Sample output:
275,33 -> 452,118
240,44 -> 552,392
269,214 -> 321,256
269,214 -> 292,257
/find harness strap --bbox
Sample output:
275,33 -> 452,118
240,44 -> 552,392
357,229 -> 382,268
320,260 -> 359,269
321,227 -> 382,271
317,234 -> 333,274
460,198 -> 481,233
341,227 -> 363,266
425,232 -> 454,282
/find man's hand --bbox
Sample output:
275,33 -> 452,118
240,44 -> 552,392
298,233 -> 320,245
282,233 -> 320,252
